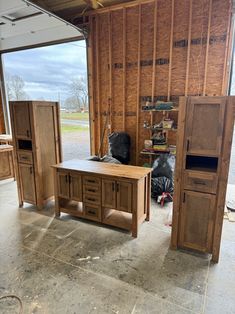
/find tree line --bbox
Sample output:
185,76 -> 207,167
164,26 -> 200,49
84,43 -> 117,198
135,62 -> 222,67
5,73 -> 88,111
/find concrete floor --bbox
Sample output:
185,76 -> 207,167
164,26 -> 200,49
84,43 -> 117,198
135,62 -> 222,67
0,180 -> 235,314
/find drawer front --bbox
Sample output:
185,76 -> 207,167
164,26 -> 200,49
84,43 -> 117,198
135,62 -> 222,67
83,175 -> 101,186
83,193 -> 101,205
184,171 -> 218,194
17,151 -> 33,164
83,184 -> 100,196
84,203 -> 101,222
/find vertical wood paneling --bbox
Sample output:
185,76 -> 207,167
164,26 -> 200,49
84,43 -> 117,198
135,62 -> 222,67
136,4 -> 141,165
95,14 -> 101,154
88,0 -> 232,165
185,0 -> 193,96
167,0 -> 175,101
151,0 -> 158,120
108,11 -> 113,133
203,0 -> 212,95
123,8 -> 126,131
87,16 -> 96,155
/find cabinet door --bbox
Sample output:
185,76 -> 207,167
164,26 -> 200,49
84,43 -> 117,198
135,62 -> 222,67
18,164 -> 36,204
70,173 -> 82,201
185,97 -> 226,156
58,172 -> 70,199
102,179 -> 116,208
179,190 -> 215,253
116,181 -> 132,213
13,102 -> 31,139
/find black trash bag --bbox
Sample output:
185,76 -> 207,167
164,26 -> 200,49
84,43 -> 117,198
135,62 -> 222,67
151,176 -> 174,198
108,132 -> 131,164
152,154 -> 175,181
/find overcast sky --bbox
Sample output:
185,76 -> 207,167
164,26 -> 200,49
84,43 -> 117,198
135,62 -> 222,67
2,40 -> 87,104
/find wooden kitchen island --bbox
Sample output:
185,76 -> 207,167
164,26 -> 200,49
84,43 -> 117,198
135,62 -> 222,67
53,159 -> 152,237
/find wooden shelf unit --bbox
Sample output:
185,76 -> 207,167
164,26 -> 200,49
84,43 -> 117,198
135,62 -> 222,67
141,108 -> 178,161
9,101 -> 62,209
53,159 -> 152,237
171,96 -> 235,263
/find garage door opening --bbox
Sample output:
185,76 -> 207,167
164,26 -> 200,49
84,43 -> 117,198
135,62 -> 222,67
2,40 -> 90,161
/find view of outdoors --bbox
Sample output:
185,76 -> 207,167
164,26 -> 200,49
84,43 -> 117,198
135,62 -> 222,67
2,40 -> 90,160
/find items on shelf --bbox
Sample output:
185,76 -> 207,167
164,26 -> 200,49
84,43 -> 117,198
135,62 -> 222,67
143,119 -> 177,131
142,100 -> 174,111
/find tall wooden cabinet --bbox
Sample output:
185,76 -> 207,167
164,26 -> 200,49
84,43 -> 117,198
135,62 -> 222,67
171,96 -> 235,263
10,101 -> 62,209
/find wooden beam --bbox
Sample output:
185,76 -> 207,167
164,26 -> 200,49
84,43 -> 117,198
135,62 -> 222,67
222,1 -> 233,95
95,14 -> 101,155
0,54 -> 7,133
87,17 -> 96,155
185,0 -> 192,96
123,8 -> 126,131
136,4 -> 141,165
87,0 -> 155,15
167,0 -> 174,101
203,0 -> 212,96
151,0 -> 157,124
108,11 -> 113,133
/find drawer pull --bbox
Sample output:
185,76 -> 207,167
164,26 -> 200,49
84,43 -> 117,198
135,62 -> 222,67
87,210 -> 96,215
21,156 -> 28,160
193,180 -> 206,185
112,182 -> 115,191
87,198 -> 95,202
87,179 -> 95,183
87,189 -> 96,193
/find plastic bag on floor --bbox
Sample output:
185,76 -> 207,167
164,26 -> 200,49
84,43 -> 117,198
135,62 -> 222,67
151,176 -> 174,198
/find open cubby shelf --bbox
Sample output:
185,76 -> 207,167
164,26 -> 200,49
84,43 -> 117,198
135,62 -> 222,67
58,198 -> 84,217
102,208 -> 132,231
18,139 -> 32,150
185,155 -> 218,173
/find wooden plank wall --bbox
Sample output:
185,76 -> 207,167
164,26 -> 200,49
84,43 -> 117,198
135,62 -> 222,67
88,0 -> 232,165
0,89 -> 5,133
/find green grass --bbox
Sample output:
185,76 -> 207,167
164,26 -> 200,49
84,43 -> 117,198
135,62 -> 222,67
61,124 -> 89,133
60,112 -> 89,121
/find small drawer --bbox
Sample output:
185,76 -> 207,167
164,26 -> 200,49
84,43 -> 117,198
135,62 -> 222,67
83,176 -> 101,186
83,194 -> 101,205
183,171 -> 218,194
17,151 -> 33,164
83,184 -> 100,195
84,203 -> 101,222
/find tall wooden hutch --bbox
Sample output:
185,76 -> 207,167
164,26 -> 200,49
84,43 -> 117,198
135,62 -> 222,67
10,101 -> 62,209
171,96 -> 234,262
